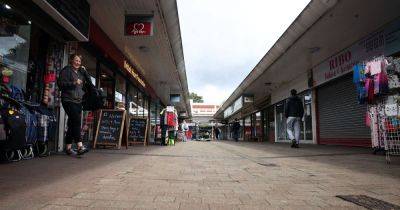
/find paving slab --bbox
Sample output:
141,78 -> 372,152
0,140 -> 399,209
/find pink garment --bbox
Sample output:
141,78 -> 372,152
365,111 -> 371,127
365,59 -> 388,75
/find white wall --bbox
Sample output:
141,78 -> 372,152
271,72 -> 309,104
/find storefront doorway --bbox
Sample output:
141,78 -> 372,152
275,91 -> 313,143
263,107 -> 275,142
99,63 -> 114,109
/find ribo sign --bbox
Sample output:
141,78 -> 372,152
313,18 -> 400,86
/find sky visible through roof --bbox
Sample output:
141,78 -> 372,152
177,0 -> 311,105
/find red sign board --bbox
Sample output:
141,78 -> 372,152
126,22 -> 152,36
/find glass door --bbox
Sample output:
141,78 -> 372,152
275,90 -> 313,142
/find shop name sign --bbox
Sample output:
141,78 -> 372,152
125,14 -> 154,36
124,60 -> 146,88
126,22 -> 152,36
322,51 -> 357,82
313,18 -> 400,86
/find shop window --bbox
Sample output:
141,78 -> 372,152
244,116 -> 251,140
137,91 -> 144,117
143,96 -> 149,116
99,63 -> 114,109
0,9 -> 31,90
253,112 -> 262,139
115,73 -> 126,109
276,102 -> 287,141
263,107 -> 275,142
128,85 -> 138,116
149,101 -> 157,143
78,48 -> 96,82
275,90 -> 313,142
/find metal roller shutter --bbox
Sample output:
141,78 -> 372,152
317,74 -> 370,144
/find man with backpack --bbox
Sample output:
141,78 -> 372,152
285,89 -> 304,148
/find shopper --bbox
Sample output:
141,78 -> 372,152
232,119 -> 240,142
285,89 -> 304,148
58,54 -> 90,156
214,126 -> 220,140
181,120 -> 189,142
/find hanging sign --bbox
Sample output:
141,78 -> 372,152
125,14 -> 154,36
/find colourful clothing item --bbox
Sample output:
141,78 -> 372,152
353,64 -> 366,83
365,78 -> 374,103
365,59 -> 388,76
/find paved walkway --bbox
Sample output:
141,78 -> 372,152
0,140 -> 400,210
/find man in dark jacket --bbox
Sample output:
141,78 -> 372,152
285,89 -> 304,148
232,119 -> 240,142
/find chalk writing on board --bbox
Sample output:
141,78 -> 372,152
97,110 -> 124,143
128,118 -> 147,141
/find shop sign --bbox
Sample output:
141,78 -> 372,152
170,94 -> 181,103
125,14 -> 154,36
123,60 -> 146,88
313,18 -> 400,86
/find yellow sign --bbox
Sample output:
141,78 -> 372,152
124,60 -> 146,88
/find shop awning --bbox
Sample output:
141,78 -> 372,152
88,0 -> 191,116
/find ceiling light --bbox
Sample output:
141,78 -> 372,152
4,4 -> 11,9
138,46 -> 149,52
308,47 -> 321,54
101,74 -> 107,78
28,20 -> 31,24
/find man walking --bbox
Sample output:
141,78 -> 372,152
214,126 -> 220,140
285,89 -> 304,148
232,119 -> 241,142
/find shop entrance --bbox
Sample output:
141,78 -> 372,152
276,91 -> 313,143
99,63 -> 115,109
263,107 -> 275,142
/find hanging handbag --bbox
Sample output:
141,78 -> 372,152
79,68 -> 106,111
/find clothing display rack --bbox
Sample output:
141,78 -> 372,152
354,56 -> 400,163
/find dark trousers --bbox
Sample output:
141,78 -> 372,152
62,101 -> 82,144
233,131 -> 239,141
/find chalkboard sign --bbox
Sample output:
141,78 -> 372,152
94,110 -> 126,149
127,116 -> 148,146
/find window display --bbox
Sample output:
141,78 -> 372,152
0,10 -> 31,90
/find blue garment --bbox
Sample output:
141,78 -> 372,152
353,64 -> 366,83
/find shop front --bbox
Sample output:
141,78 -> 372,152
313,17 -> 400,147
0,1 -> 90,153
272,90 -> 313,144
68,18 -> 161,148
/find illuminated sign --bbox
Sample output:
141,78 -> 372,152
125,14 -> 154,36
124,60 -> 146,88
